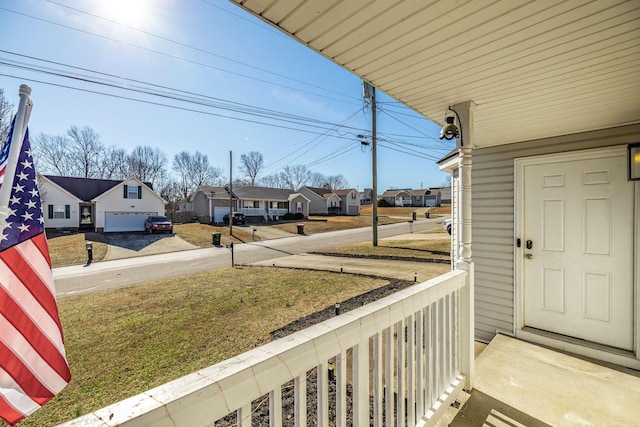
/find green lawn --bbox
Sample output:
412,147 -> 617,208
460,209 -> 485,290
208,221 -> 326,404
23,267 -> 394,426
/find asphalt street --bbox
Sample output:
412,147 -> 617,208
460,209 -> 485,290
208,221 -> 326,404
53,218 -> 444,297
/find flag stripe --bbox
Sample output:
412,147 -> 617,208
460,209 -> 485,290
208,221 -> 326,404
0,317 -> 68,398
0,261 -> 65,354
0,288 -> 71,379
14,234 -> 55,299
0,239 -> 62,332
0,394 -> 28,425
0,366 -> 42,412
0,341 -> 55,403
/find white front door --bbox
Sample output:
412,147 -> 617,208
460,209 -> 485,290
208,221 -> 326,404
521,149 -> 634,350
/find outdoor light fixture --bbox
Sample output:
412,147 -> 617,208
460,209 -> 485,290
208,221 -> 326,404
629,143 -> 640,181
439,116 -> 458,140
439,107 -> 462,145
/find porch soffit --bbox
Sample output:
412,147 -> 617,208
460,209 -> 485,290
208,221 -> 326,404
231,0 -> 640,148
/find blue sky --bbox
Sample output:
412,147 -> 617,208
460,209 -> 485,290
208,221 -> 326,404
0,0 -> 454,191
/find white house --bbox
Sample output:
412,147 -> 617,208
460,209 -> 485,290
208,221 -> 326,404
38,175 -> 166,232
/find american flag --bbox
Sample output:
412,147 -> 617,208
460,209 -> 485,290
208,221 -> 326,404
0,118 -> 71,425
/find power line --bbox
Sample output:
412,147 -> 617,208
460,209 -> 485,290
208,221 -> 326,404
4,4 -> 361,107
0,71 -> 366,141
0,57 -> 370,135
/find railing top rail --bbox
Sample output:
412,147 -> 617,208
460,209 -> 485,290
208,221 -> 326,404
59,270 -> 466,427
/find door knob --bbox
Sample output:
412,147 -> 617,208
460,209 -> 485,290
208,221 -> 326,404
525,253 -> 533,259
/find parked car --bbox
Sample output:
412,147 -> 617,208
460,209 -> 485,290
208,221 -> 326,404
223,212 -> 246,225
145,215 -> 174,234
444,218 -> 452,235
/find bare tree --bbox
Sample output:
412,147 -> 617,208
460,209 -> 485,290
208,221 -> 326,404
100,146 -> 129,180
0,88 -> 14,143
308,172 -> 327,188
66,126 -> 105,178
239,151 -> 264,186
172,151 -> 222,198
126,146 -> 167,188
281,164 -> 310,190
260,173 -> 289,189
32,133 -> 72,176
325,174 -> 349,190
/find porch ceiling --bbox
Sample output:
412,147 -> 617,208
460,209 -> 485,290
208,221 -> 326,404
230,0 -> 640,148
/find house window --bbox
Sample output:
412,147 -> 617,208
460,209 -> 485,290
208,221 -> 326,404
124,185 -> 142,199
351,192 -> 356,199
48,204 -> 70,219
296,202 -> 303,212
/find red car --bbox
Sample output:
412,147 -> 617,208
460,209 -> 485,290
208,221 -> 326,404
144,215 -> 174,234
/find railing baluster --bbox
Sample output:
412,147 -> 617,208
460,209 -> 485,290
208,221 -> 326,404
374,333 -> 383,427
454,289 -> 460,374
407,313 -> 416,426
385,326 -> 393,427
353,341 -> 370,426
434,300 -> 441,404
448,293 -> 454,384
237,403 -> 251,427
318,361 -> 329,427
396,320 -> 405,427
416,308 -> 425,418
426,303 -> 433,409
434,299 -> 444,400
294,375 -> 306,427
269,387 -> 282,427
336,350 -> 347,427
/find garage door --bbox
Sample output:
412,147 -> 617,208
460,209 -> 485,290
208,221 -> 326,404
104,212 -> 156,232
214,207 -> 230,224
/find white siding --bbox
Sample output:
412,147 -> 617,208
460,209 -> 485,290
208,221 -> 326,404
472,124 -> 640,343
95,179 -> 165,231
39,180 -> 80,229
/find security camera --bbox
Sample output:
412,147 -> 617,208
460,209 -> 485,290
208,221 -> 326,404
439,116 -> 458,140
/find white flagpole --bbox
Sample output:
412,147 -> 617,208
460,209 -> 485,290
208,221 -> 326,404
0,84 -> 33,225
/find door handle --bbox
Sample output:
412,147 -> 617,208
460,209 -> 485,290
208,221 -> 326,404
525,253 -> 533,259
526,240 -> 533,250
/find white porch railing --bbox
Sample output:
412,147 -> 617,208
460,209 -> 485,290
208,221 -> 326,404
58,270 -> 469,427
240,207 -> 265,217
268,208 -> 288,219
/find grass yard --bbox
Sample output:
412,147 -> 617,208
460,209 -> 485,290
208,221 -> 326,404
46,232 -> 109,267
316,227 -> 452,260
22,267 -> 394,426
271,214 -> 405,234
173,222 -> 257,246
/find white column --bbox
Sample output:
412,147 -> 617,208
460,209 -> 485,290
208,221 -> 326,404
451,101 -> 476,390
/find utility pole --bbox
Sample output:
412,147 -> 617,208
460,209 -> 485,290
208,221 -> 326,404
229,150 -> 233,236
363,82 -> 378,246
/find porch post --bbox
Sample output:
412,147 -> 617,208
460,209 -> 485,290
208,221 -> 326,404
452,100 -> 476,390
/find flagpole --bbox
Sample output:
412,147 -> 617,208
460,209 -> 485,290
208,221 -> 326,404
0,84 -> 33,225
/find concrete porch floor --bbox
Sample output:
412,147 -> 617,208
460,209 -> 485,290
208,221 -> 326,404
451,334 -> 640,426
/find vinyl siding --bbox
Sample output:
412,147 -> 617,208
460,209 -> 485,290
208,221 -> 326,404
471,123 -> 640,343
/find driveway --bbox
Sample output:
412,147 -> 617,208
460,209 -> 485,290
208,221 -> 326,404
101,233 -> 198,261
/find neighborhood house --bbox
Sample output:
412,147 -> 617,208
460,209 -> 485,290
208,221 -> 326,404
188,185 -> 311,223
38,175 -> 166,233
